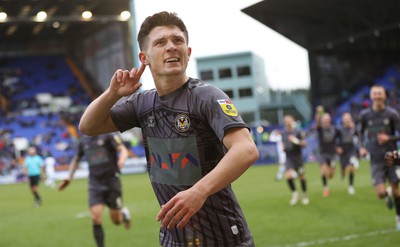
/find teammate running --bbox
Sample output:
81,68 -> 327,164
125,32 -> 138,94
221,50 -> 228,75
336,112 -> 358,195
358,84 -> 400,230
315,106 -> 340,197
58,133 -> 131,247
281,115 -> 308,206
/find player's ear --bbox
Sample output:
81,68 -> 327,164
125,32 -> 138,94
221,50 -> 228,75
139,52 -> 149,65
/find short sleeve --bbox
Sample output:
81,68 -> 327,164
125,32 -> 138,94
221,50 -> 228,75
196,85 -> 249,141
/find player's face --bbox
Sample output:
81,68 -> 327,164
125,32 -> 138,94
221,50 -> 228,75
140,25 -> 191,78
342,113 -> 352,126
322,114 -> 331,128
370,87 -> 386,107
284,116 -> 294,130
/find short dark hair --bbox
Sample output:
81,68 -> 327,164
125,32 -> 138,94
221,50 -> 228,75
137,11 -> 189,51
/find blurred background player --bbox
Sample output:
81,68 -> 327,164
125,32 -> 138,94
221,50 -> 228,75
23,146 -> 45,207
43,150 -> 56,189
315,105 -> 340,197
269,128 -> 286,181
58,132 -> 131,247
336,112 -> 358,195
281,115 -> 308,206
358,84 -> 400,230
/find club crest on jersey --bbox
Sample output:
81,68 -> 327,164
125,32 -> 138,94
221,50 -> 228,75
217,99 -> 238,116
175,113 -> 190,132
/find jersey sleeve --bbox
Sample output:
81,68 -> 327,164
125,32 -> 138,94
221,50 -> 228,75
110,94 -> 142,132
196,84 -> 249,141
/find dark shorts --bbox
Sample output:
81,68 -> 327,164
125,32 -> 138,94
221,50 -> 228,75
370,162 -> 399,186
88,174 -> 123,209
29,175 -> 41,187
318,153 -> 336,166
284,158 -> 303,171
339,153 -> 355,168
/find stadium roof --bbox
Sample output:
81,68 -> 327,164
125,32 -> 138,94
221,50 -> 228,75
242,0 -> 400,51
0,0 -> 130,43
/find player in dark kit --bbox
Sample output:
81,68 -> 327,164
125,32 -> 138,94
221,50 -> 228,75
315,106 -> 340,197
281,115 -> 308,206
79,11 -> 259,247
336,112 -> 358,195
358,84 -> 400,230
58,133 -> 131,247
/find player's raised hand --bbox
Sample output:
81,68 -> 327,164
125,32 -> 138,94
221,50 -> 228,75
58,179 -> 70,191
109,63 -> 146,97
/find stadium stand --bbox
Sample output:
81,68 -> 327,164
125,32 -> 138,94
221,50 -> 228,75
0,55 -> 91,169
0,55 -> 146,183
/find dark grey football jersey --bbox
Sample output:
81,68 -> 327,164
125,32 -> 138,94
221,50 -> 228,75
282,129 -> 304,160
358,106 -> 400,162
317,126 -> 340,155
111,78 -> 253,246
77,133 -> 122,178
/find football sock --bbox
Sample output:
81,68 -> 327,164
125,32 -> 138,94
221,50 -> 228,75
93,224 -> 105,247
322,176 -> 327,187
394,196 -> 400,216
33,192 -> 40,201
287,178 -> 296,192
349,173 -> 354,186
301,179 -> 307,193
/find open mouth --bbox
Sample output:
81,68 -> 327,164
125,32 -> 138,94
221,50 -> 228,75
165,57 -> 180,63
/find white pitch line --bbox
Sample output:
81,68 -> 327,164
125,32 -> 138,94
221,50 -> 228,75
270,229 -> 396,247
75,211 -> 90,219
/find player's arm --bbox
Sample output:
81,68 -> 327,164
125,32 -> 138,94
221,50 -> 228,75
40,163 -> 46,181
298,131 -> 307,147
385,150 -> 400,167
289,131 -> 306,147
357,115 -> 368,157
315,105 -> 324,128
79,65 -> 145,136
117,143 -> 129,170
156,127 -> 259,229
58,156 -> 81,191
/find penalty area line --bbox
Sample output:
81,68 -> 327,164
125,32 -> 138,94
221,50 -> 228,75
270,228 -> 396,247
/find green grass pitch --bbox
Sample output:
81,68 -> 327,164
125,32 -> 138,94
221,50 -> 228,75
1,160 -> 399,246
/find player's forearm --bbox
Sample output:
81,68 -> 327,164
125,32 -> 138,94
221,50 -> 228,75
79,88 -> 121,136
388,135 -> 400,142
67,159 -> 79,180
118,146 -> 129,167
191,141 -> 259,198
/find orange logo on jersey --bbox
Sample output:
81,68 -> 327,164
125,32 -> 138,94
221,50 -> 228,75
217,99 -> 238,117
